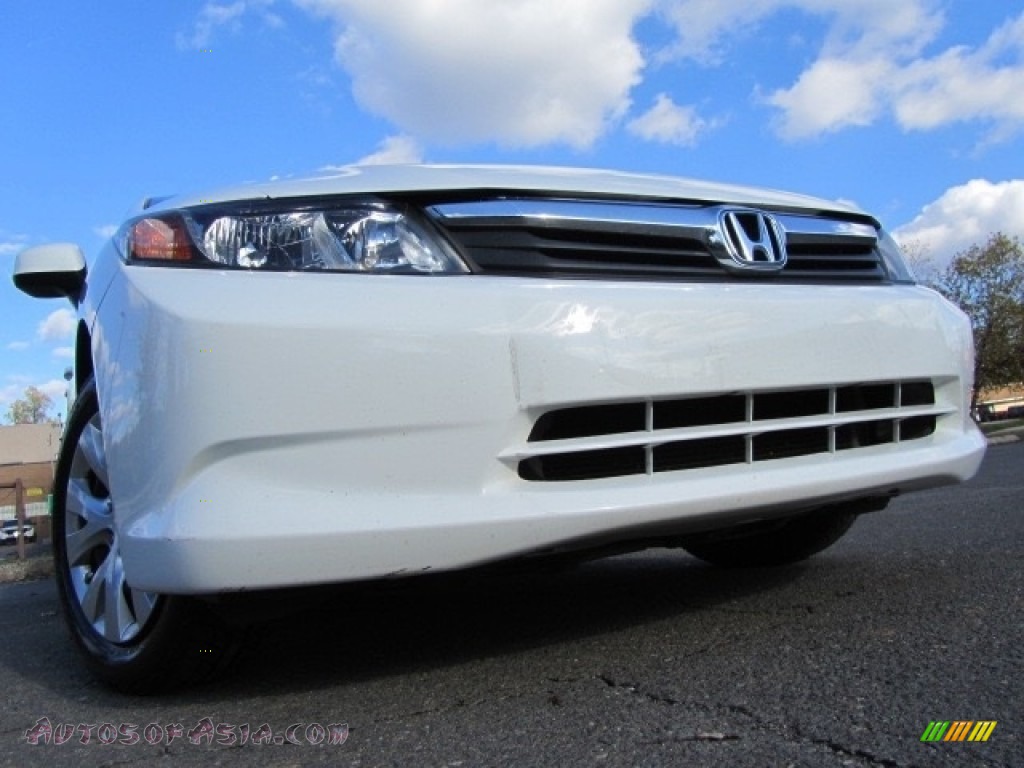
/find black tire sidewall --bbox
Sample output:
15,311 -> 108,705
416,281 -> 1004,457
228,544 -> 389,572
682,510 -> 858,568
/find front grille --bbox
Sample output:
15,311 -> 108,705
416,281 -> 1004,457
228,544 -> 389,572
442,225 -> 724,279
429,199 -> 886,283
515,381 -> 944,482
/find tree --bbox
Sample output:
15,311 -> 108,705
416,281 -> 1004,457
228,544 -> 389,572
900,238 -> 940,287
931,233 -> 1024,412
4,386 -> 57,425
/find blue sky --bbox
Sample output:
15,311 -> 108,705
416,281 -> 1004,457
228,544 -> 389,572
2,0 -> 1023,420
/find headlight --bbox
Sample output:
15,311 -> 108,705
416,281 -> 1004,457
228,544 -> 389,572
116,203 -> 468,274
877,230 -> 916,284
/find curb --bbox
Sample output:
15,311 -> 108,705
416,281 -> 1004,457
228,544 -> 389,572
988,434 -> 1021,445
985,425 -> 1024,446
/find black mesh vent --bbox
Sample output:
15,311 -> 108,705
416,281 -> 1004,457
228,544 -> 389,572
519,380 -> 939,482
519,447 -> 645,482
655,395 -> 746,430
654,437 -> 746,472
448,226 -> 722,280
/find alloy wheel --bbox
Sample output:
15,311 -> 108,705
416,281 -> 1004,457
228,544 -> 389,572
64,412 -> 159,643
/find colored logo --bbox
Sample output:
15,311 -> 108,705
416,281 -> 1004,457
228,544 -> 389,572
920,721 -> 997,742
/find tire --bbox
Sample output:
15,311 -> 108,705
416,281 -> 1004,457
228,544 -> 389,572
52,379 -> 241,694
679,500 -> 880,568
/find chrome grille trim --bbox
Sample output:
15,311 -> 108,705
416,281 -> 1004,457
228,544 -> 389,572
429,198 -> 884,282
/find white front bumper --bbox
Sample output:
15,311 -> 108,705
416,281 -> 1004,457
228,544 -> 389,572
92,267 -> 985,593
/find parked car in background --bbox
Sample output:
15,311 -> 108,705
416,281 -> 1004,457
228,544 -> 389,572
12,164 -> 986,692
0,519 -> 36,544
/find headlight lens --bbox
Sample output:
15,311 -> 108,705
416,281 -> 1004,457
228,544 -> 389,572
117,204 -> 468,274
877,230 -> 916,284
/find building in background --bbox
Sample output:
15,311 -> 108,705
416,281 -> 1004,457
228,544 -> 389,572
0,423 -> 60,539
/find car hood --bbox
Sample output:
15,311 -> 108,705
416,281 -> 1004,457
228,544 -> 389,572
148,164 -> 869,219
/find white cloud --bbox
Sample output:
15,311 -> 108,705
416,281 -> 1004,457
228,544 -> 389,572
94,224 -> 118,240
655,0 -> 787,65
36,379 -> 69,405
0,385 -> 19,413
627,94 -> 717,146
294,0 -> 651,149
656,1 -> 1024,142
354,135 -> 423,165
891,14 -> 1024,138
178,1 -> 246,49
6,341 -> 30,351
177,0 -> 282,50
894,179 -> 1024,268
655,0 -> 942,65
37,309 -> 76,342
0,231 -> 29,257
263,9 -> 285,28
767,56 -> 892,139
52,347 -> 75,360
165,0 -> 1018,151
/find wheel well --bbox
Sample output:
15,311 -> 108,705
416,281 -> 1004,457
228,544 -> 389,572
75,322 -> 94,392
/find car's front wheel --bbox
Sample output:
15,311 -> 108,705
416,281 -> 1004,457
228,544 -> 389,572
53,379 -> 240,693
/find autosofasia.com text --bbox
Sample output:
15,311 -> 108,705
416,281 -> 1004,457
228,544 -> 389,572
24,717 -> 349,747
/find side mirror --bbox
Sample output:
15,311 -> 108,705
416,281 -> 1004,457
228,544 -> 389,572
12,243 -> 88,304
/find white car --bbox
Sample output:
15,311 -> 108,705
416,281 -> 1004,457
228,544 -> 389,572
13,165 -> 985,692
0,519 -> 36,544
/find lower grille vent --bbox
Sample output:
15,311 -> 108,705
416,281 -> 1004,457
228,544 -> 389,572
517,381 -> 942,482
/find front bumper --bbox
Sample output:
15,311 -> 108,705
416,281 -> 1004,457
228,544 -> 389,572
93,267 -> 985,593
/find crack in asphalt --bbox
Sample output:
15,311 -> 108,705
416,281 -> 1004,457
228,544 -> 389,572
593,673 -> 764,744
596,673 -> 679,707
789,722 -> 919,768
806,736 -> 912,768
803,729 -> 1013,768
587,674 -> 943,767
